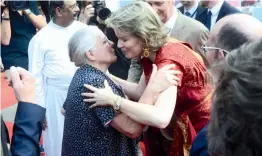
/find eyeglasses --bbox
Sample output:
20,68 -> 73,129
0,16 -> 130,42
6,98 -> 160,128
62,3 -> 79,10
201,45 -> 230,56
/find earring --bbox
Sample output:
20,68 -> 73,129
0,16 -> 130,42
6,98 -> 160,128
143,46 -> 149,57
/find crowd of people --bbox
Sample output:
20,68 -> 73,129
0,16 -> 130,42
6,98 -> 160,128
1,0 -> 262,156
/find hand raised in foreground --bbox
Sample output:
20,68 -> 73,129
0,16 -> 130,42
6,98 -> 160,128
9,66 -> 36,104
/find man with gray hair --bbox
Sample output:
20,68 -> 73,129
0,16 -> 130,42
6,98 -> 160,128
190,13 -> 262,156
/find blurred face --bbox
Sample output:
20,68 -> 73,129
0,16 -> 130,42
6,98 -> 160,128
92,33 -> 116,64
200,0 -> 211,7
60,0 -> 80,25
114,28 -> 144,59
146,0 -> 175,23
180,0 -> 190,6
180,0 -> 195,7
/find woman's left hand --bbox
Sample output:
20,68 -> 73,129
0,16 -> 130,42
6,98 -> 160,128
82,80 -> 118,108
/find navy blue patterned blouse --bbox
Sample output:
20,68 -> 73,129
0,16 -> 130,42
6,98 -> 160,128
62,64 -> 139,156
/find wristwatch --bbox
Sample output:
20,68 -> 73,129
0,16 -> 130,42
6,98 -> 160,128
2,17 -> 10,20
24,9 -> 32,16
2,11 -> 10,20
113,96 -> 121,112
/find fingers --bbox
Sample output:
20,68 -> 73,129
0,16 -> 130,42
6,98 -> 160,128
83,98 -> 96,103
172,76 -> 180,82
85,4 -> 94,10
17,67 -> 33,80
160,64 -> 176,71
89,102 -> 98,108
84,4 -> 95,15
170,80 -> 178,86
84,84 -> 97,92
10,66 -> 22,88
88,101 -> 105,108
81,92 -> 95,98
5,70 -> 12,85
169,70 -> 182,75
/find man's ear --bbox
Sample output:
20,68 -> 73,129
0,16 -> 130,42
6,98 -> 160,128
86,51 -> 96,61
56,7 -> 63,17
217,49 -> 226,59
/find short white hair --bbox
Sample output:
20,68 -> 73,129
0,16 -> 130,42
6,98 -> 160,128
68,26 -> 104,67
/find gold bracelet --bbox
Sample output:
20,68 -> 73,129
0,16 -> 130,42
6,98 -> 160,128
113,95 -> 121,112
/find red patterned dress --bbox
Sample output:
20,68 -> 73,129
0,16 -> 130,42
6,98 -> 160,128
141,39 -> 212,156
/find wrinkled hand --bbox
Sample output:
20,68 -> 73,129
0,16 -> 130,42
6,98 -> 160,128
147,64 -> 180,93
82,80 -> 118,108
9,66 -> 36,104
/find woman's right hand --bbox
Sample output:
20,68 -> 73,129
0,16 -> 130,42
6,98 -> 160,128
147,64 -> 180,93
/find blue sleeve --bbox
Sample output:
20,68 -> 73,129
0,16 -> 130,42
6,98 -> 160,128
11,102 -> 46,156
93,106 -> 116,127
190,125 -> 209,156
29,1 -> 40,16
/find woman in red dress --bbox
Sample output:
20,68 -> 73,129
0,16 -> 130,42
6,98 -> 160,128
82,1 -> 212,156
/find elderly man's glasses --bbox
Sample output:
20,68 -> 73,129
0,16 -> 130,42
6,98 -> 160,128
201,45 -> 230,56
61,3 -> 79,10
68,3 -> 79,10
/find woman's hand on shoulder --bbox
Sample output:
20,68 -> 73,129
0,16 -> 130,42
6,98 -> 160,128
147,64 -> 180,93
81,80 -> 118,108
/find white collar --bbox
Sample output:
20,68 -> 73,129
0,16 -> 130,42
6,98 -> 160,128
50,20 -> 76,29
184,2 -> 198,15
164,8 -> 177,31
209,0 -> 224,16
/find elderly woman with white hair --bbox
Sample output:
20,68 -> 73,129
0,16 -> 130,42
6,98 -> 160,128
61,26 -> 178,156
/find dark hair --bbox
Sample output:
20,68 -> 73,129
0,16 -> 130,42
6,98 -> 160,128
38,1 -> 51,22
216,24 -> 250,51
208,39 -> 262,156
49,1 -> 64,18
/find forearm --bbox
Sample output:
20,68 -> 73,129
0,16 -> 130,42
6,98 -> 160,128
111,86 -> 163,128
1,8 -> 11,45
24,10 -> 47,30
110,77 -> 162,127
109,74 -> 141,100
1,20 -> 11,45
118,98 -> 165,128
111,113 -> 143,138
138,85 -> 159,105
114,86 -> 176,129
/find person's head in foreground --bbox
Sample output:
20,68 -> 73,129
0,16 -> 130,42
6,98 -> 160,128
68,26 -> 116,70
208,38 -> 262,156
